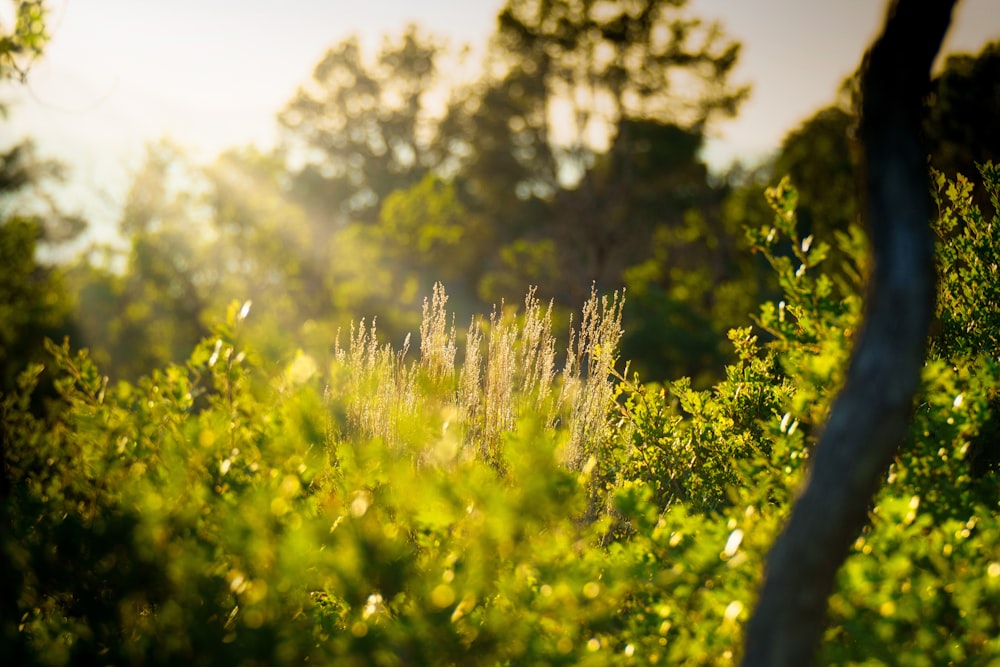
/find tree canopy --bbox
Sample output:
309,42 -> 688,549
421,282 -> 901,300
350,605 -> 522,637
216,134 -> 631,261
3,1 -> 1000,664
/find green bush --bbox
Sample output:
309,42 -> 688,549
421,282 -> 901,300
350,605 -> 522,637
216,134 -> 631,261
2,167 -> 999,665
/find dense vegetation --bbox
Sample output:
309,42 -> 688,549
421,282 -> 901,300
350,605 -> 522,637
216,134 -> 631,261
3,0 -> 1000,664
6,3 -> 999,391
2,165 -> 999,665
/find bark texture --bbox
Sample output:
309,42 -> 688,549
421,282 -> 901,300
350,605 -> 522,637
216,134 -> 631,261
740,1 -> 956,665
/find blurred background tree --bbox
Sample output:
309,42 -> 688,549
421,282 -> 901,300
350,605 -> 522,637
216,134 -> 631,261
220,0 -> 761,384
926,40 -> 1000,216
452,0 -> 760,384
279,26 -> 449,228
0,2 -> 86,396
67,143 -> 208,380
7,3 -> 998,389
749,39 -> 1000,271
0,0 -> 46,85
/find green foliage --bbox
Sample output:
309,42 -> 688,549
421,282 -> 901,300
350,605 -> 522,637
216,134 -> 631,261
925,41 -> 1000,185
266,2 -> 758,383
607,327 -> 792,521
771,103 -> 859,261
757,39 -> 1000,275
6,0 -> 1000,653
53,1 -> 762,387
0,138 -> 85,394
746,176 -> 864,426
0,215 -> 73,392
0,0 -> 47,84
377,173 -> 490,290
931,164 -> 1000,357
5,162 -> 1000,666
280,25 -> 446,225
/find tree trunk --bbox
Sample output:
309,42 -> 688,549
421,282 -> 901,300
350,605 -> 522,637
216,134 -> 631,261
740,1 -> 956,665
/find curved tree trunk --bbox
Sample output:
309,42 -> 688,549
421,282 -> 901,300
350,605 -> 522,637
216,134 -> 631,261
740,1 -> 956,665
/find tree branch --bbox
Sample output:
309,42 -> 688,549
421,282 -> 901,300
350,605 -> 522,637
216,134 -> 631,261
740,1 -> 956,665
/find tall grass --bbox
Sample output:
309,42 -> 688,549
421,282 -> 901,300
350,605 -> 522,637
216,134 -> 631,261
329,283 -> 624,472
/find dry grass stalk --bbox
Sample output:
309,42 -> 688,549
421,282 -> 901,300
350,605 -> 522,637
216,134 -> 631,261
419,282 -> 457,384
332,283 -> 624,471
559,286 -> 625,468
334,318 -> 417,450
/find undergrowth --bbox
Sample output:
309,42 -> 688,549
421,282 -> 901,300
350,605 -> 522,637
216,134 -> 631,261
1,167 -> 999,665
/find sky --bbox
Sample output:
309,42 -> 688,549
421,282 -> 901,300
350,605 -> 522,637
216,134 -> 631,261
3,0 -> 999,239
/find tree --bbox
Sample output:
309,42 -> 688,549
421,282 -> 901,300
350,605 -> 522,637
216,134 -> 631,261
0,141 -> 86,244
764,39 -> 1000,260
0,0 -> 46,86
772,99 -> 859,248
598,121 -> 759,383
70,143 -> 209,380
376,172 -> 489,292
450,0 -> 749,281
0,2 -> 83,393
925,40 -> 1000,217
273,2 -> 757,382
926,40 -> 1000,179
200,146 -> 331,332
486,0 -> 748,174
439,0 -> 759,382
0,214 -> 72,392
741,1 -> 955,664
552,120 -> 710,298
280,25 -> 450,227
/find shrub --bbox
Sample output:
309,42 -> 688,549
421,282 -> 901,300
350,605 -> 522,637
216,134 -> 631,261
2,167 -> 999,665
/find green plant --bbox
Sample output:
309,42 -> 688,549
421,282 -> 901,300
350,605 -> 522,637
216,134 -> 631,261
2,167 -> 999,665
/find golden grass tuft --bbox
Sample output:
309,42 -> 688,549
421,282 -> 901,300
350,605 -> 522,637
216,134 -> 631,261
330,283 -> 624,472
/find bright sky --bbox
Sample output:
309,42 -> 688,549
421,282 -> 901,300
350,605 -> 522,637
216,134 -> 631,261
3,0 -> 999,239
